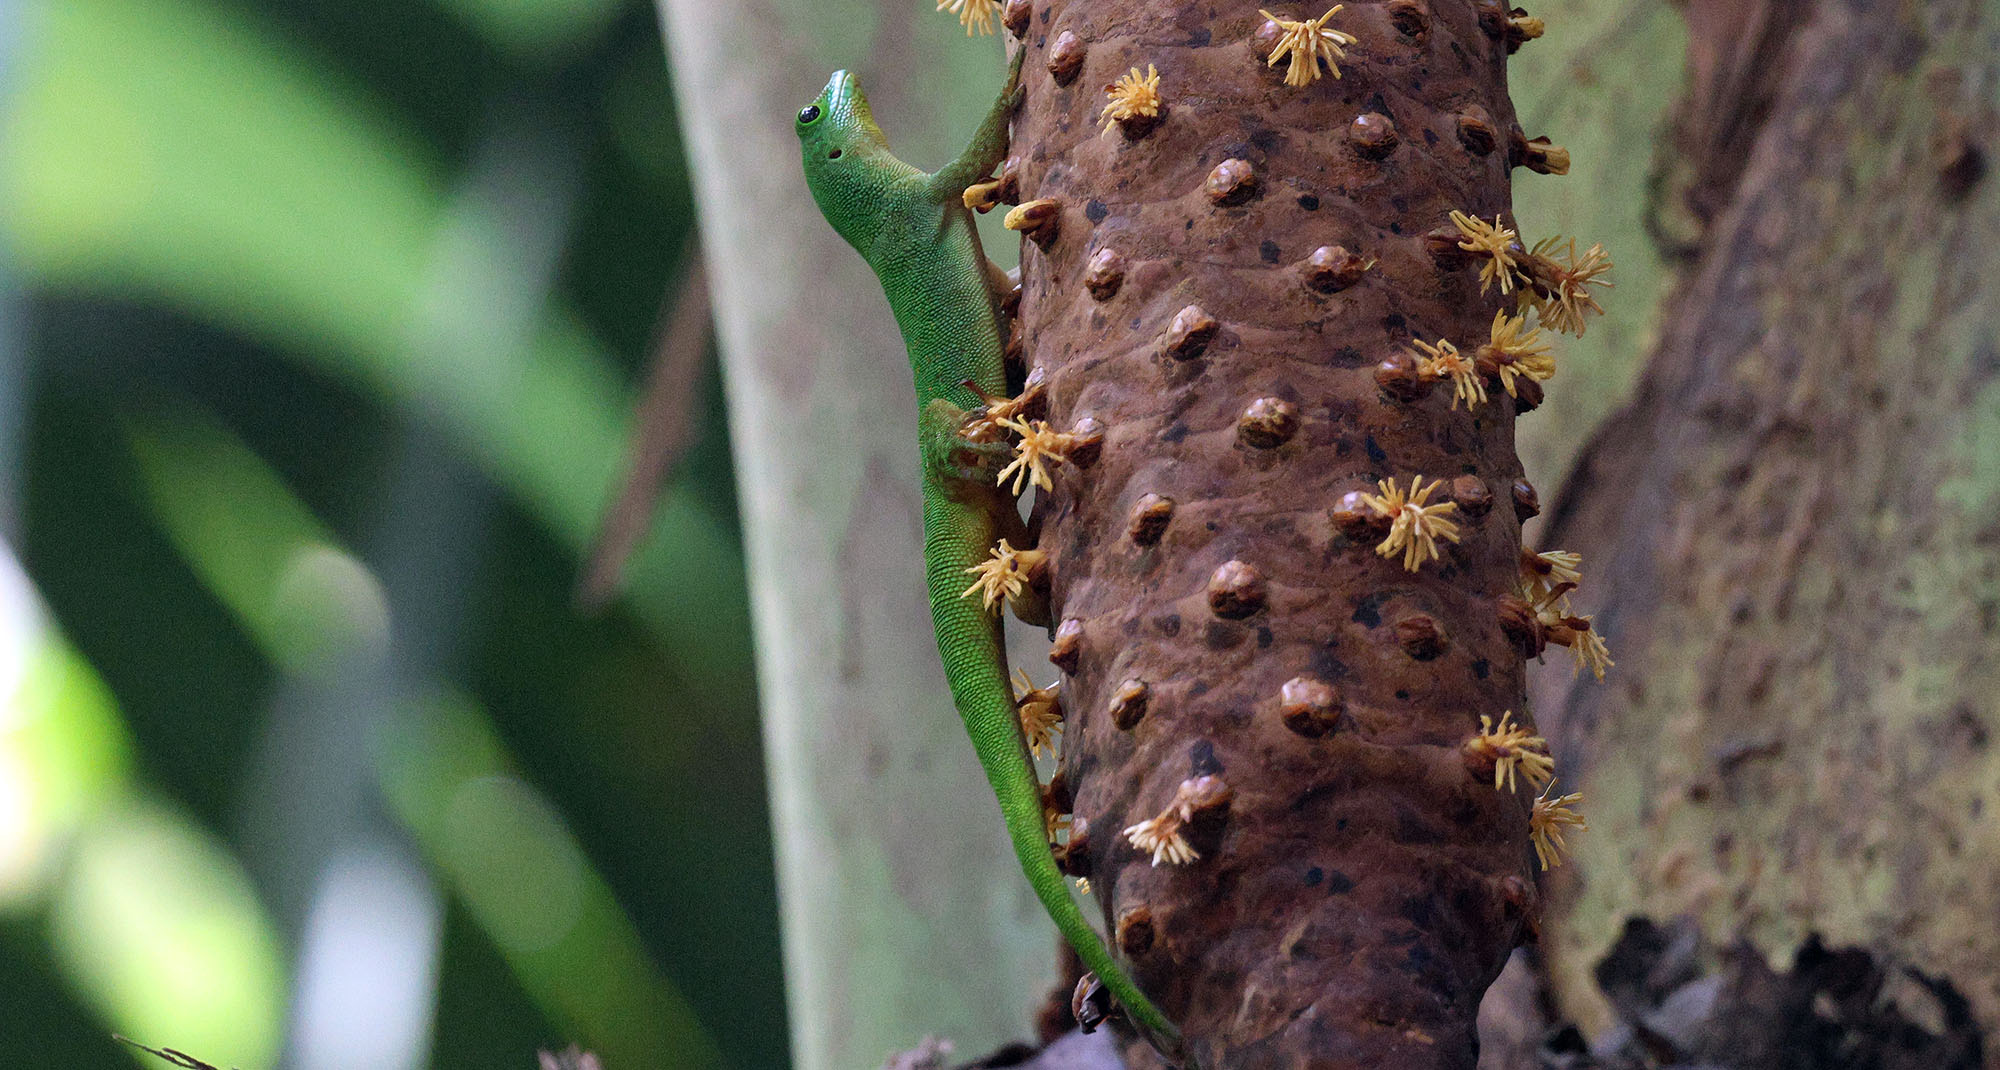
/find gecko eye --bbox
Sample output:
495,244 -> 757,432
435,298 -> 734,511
797,104 -> 822,126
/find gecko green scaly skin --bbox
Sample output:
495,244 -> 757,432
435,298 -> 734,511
796,53 -> 1187,1062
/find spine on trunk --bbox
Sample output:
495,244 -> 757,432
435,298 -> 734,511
977,1 -> 1610,1064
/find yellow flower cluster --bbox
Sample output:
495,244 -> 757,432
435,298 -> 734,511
1464,710 -> 1555,793
1531,783 -> 1587,870
1359,476 -> 1462,571
1260,6 -> 1357,86
995,417 -> 1091,495
1450,211 -> 1521,295
936,0 -> 1000,36
1463,710 -> 1583,868
1448,211 -> 1613,337
1412,338 -> 1487,410
1520,550 -> 1614,681
961,539 -> 1043,612
1480,312 -> 1556,396
1100,65 -> 1164,128
1014,670 -> 1064,760
1524,236 -> 1612,337
1123,779 -> 1215,866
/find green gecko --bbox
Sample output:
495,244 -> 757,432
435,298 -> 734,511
795,51 -> 1187,1062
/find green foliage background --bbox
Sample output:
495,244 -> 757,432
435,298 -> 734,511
0,0 -> 791,1065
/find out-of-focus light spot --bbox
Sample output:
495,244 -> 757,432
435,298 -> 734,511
0,746 -> 43,902
47,802 -> 284,1068
127,414 -> 399,676
0,545 -> 131,909
441,775 -> 586,953
0,548 -> 47,903
270,542 -> 392,671
291,847 -> 442,1070
0,542 -> 42,734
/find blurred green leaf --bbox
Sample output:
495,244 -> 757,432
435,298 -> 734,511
1,0 -> 753,699
127,411 -> 389,676
429,0 -> 623,59
117,407 -> 727,1068
381,688 -> 727,1070
0,610 -> 132,907
2,559 -> 284,1066
48,801 -> 287,1069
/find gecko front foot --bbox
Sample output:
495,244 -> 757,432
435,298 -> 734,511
960,370 -> 1045,442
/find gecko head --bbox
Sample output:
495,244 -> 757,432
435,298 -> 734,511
798,70 -> 898,253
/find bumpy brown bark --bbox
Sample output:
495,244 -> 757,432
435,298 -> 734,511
1529,0 -> 2000,1048
1006,3 -> 1564,1065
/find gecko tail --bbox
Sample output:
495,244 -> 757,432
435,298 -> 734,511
921,501 -> 1188,1062
983,725 -> 1191,1067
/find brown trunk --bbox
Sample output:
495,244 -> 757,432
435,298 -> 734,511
1529,0 -> 2000,1056
1006,3 -> 1580,1065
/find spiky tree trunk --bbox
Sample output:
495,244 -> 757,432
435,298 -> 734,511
1530,0 -> 2000,1051
1006,3 -> 1578,1064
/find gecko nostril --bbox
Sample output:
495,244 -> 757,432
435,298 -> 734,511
828,149 -> 843,160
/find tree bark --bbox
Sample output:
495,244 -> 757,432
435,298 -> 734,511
651,5 -> 1054,1068
1009,3 -> 1570,1065
1529,0 -> 2000,1051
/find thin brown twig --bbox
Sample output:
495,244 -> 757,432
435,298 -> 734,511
114,1036 -> 233,1070
575,238 -> 714,610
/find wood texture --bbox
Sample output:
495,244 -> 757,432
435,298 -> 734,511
1010,3 -> 1557,1064
1529,0 -> 2000,1044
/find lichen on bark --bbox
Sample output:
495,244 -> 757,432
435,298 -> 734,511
1529,0 -> 2000,1043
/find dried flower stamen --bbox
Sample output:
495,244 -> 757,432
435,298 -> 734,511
961,377 -> 1046,442
1411,338 -> 1487,410
1530,781 -> 1586,870
1464,709 -> 1554,793
1519,548 -> 1583,605
936,0 -> 1001,35
1014,670 -> 1064,760
1100,65 -> 1163,128
1519,236 -> 1612,336
961,538 -> 1046,612
1554,617 -> 1613,680
1123,779 -> 1216,866
995,417 -> 1090,495
1123,813 -> 1196,867
1358,476 -> 1462,571
1449,210 -> 1523,294
1477,310 -> 1556,396
1530,589 -> 1613,681
1259,6 -> 1357,86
